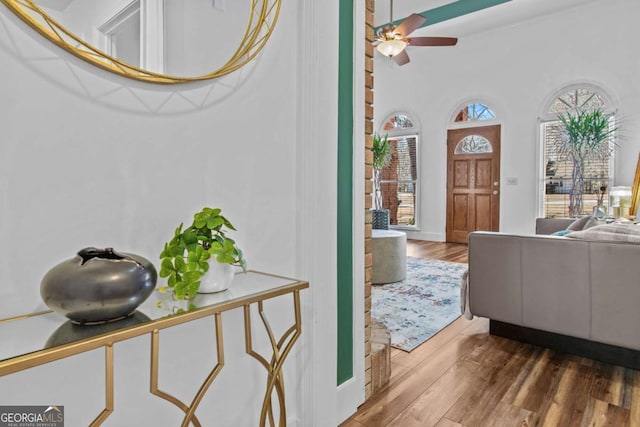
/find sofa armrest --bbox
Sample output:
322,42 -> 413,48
468,232 -> 523,324
535,218 -> 575,235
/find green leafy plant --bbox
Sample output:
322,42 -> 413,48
372,132 -> 393,210
158,207 -> 247,300
556,108 -> 618,216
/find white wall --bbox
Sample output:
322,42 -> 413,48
0,0 -> 341,425
164,0 -> 252,76
375,0 -> 640,239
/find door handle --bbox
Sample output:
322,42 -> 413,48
493,190 -> 499,195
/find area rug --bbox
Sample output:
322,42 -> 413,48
371,257 -> 467,352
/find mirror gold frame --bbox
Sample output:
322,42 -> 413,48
630,153 -> 640,219
0,0 -> 282,84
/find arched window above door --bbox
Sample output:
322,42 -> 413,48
454,103 -> 496,123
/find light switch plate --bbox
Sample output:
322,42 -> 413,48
506,177 -> 518,185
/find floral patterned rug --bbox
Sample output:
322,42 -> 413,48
371,257 -> 468,352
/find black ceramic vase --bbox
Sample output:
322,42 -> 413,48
41,247 -> 157,325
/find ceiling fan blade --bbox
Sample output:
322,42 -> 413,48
393,49 -> 410,66
395,13 -> 426,37
408,37 -> 458,47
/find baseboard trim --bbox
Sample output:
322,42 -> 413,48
490,320 -> 640,370
404,231 -> 445,242
336,377 -> 362,424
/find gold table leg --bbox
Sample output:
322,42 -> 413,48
89,344 -> 114,426
244,290 -> 302,427
149,314 -> 224,427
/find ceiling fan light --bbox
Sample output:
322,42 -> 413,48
376,39 -> 407,57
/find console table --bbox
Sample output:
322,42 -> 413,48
0,271 -> 308,427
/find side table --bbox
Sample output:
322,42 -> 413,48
371,229 -> 407,284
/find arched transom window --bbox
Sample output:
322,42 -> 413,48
547,88 -> 607,114
454,103 -> 496,122
382,113 -> 415,131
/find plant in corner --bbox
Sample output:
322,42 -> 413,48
371,132 -> 393,229
556,107 -> 618,217
159,207 -> 247,301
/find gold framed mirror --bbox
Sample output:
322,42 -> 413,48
0,0 -> 282,84
630,153 -> 640,220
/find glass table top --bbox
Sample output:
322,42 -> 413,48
0,271 -> 307,368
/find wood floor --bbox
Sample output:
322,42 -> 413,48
406,240 -> 468,264
342,240 -> 640,427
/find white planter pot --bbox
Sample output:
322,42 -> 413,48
198,262 -> 234,293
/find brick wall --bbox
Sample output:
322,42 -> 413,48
381,148 -> 400,224
364,0 -> 374,400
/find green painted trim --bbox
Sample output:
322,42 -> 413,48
376,0 -> 511,32
337,0 -> 354,386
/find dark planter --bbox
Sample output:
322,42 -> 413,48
371,209 -> 390,230
41,247 -> 157,325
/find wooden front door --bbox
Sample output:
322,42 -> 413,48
446,125 -> 501,243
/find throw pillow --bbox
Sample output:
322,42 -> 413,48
566,223 -> 640,243
551,229 -> 572,236
566,215 -> 592,231
582,215 -> 604,230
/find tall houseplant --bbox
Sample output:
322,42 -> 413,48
556,108 -> 617,217
372,133 -> 393,229
159,207 -> 247,300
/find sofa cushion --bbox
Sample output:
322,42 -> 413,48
567,223 -> 640,243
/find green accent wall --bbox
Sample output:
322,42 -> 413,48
337,0 -> 354,386
377,0 -> 512,32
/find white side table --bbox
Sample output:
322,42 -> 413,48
371,229 -> 407,284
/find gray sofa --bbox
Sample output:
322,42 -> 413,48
467,218 -> 640,368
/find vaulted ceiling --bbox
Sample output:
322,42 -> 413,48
375,0 -> 510,31
375,0 -> 605,37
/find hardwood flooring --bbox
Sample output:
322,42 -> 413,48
406,240 -> 468,264
342,240 -> 640,427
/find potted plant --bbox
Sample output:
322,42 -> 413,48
158,207 -> 247,300
372,132 -> 393,229
556,107 -> 617,217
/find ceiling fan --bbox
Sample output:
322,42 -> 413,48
374,0 -> 458,66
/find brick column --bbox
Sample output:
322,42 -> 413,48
364,0 -> 375,400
